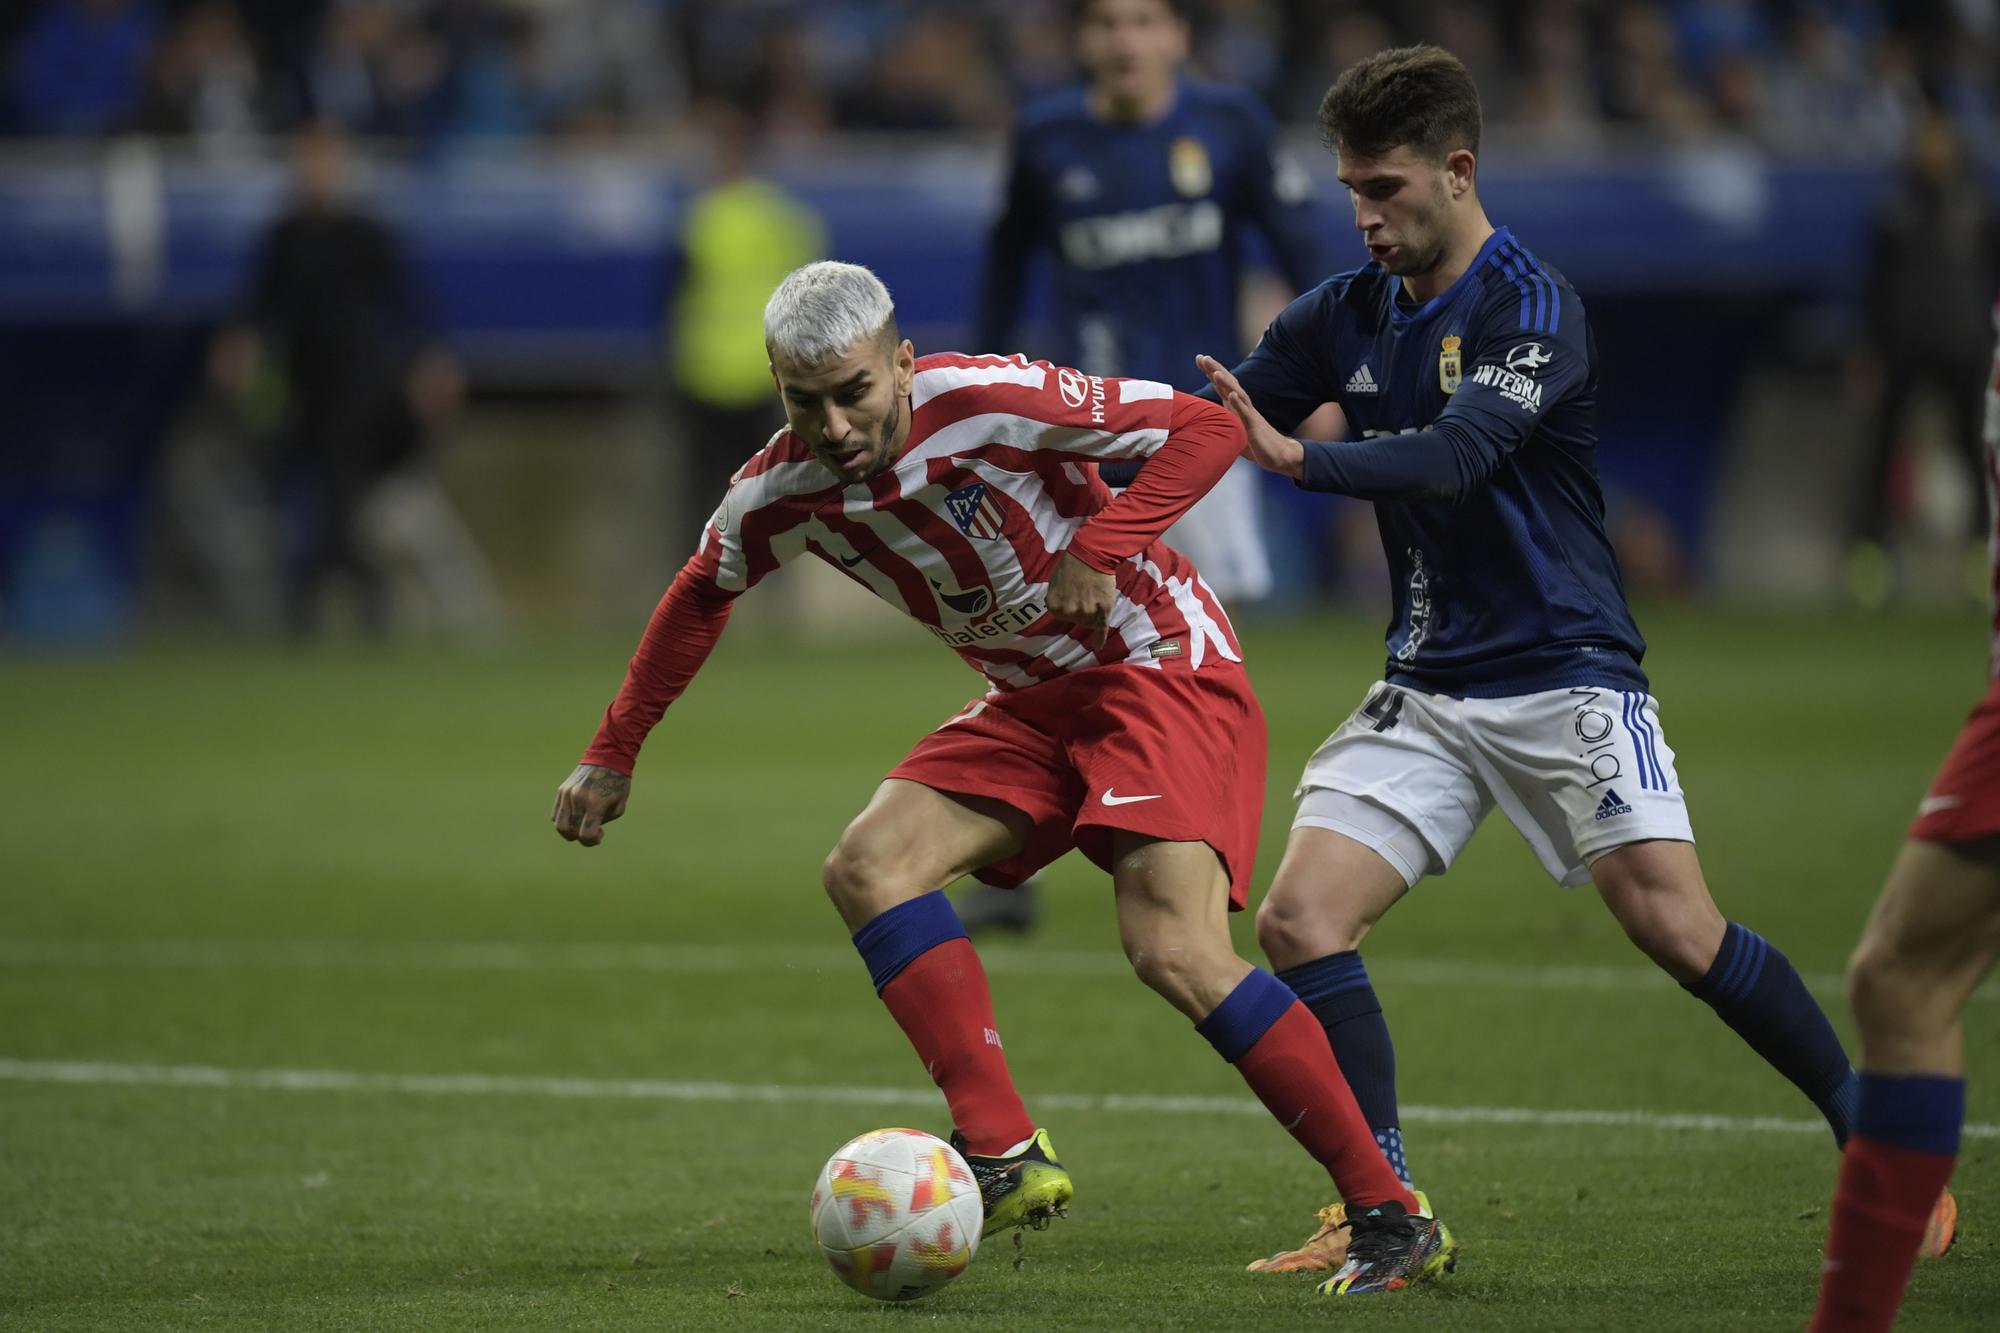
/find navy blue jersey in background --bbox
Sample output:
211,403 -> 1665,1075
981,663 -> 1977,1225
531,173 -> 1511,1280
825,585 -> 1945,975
1225,226 -> 1650,698
975,80 -> 1326,391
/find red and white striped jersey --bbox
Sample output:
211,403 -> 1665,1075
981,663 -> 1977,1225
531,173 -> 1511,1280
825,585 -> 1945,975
695,352 -> 1242,690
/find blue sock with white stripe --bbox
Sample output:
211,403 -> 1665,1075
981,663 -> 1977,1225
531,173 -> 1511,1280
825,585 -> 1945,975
1278,951 -> 1412,1186
1684,921 -> 1857,1144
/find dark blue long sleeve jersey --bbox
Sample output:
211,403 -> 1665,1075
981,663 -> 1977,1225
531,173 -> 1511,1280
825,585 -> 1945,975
1225,226 -> 1649,697
974,79 -> 1327,391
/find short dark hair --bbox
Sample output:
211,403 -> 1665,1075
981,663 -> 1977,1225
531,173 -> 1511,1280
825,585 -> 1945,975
1318,45 -> 1481,163
1071,0 -> 1190,25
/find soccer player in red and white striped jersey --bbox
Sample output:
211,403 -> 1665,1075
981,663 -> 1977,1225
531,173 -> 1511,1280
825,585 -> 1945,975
551,261 -> 1428,1263
1809,296 -> 2000,1331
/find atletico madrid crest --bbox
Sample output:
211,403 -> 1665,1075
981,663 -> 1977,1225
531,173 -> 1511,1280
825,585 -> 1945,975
945,481 -> 1006,540
1439,335 -> 1462,394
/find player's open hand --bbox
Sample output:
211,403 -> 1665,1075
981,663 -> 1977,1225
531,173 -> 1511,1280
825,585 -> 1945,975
1047,551 -> 1115,646
1196,354 -> 1305,480
551,763 -> 631,847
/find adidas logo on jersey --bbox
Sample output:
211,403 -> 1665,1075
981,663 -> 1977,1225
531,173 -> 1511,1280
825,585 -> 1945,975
1593,788 -> 1633,821
1344,363 -> 1379,395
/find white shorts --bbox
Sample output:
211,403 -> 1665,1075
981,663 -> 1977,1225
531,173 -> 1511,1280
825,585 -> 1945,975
1292,681 -> 1695,888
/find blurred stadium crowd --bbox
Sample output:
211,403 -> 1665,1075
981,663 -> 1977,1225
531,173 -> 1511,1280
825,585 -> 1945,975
0,0 -> 1992,152
0,1 -> 1995,644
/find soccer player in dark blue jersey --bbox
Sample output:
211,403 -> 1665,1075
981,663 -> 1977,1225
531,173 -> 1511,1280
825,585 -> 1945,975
975,0 -> 1326,605
963,0 -> 1329,938
1195,45 -> 1951,1287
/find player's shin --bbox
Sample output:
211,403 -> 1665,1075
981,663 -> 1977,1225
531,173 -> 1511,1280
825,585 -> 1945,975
1196,969 -> 1418,1211
1684,922 -> 1859,1143
1810,1074 -> 1963,1333
1278,951 -> 1412,1186
851,890 -> 1035,1155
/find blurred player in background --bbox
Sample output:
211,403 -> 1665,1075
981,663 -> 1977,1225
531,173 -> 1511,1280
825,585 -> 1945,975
553,261 -> 1452,1294
1808,297 -> 2000,1332
1196,46 -> 1951,1281
210,120 -> 489,639
1846,105 -> 2000,607
668,97 -> 824,544
966,0 -> 1328,934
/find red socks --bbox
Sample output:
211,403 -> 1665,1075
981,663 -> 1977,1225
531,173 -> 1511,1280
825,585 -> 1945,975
1810,1136 -> 1957,1332
878,938 -> 1035,1155
1234,1001 -> 1419,1212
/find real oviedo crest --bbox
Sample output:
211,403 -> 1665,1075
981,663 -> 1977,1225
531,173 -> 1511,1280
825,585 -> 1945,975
1439,335 -> 1462,395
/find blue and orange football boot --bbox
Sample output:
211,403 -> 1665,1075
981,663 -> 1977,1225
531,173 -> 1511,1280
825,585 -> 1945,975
1247,1189 -> 1436,1274
1316,1198 -> 1456,1296
1921,1186 -> 1958,1259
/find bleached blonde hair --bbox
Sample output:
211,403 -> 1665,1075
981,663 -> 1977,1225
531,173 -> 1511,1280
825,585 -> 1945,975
762,261 -> 897,366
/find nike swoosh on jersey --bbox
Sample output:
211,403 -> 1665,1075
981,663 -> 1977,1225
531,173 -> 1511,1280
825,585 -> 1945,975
1918,795 -> 1963,816
1101,790 -> 1164,806
839,550 -> 868,568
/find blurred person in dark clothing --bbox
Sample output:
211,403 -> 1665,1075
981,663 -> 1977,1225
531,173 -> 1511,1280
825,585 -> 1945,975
210,122 -> 467,638
1849,105 -> 2000,605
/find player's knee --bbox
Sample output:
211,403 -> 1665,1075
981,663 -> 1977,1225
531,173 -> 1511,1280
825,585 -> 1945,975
1121,920 -> 1225,1011
1846,934 -> 1925,1037
820,831 -> 898,916
1597,860 -> 1725,981
1617,906 -> 1720,983
1255,881 -> 1364,967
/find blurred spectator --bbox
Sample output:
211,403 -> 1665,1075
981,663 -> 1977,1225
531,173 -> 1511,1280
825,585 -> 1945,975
134,0 -> 263,151
1,1 -> 1992,146
835,11 -> 1008,131
6,0 -> 160,136
1848,105 -> 2000,601
667,99 -> 824,537
1759,8 -> 1876,151
210,122 -> 488,637
436,7 -> 575,142
1600,0 -> 1712,132
1201,0 -> 1284,102
303,2 -> 448,139
1513,0 -> 1607,154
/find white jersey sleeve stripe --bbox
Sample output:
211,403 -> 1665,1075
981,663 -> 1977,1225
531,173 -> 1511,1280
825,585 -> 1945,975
710,458 -> 835,591
1116,379 -> 1173,403
912,360 -> 1048,410
897,413 -> 1167,482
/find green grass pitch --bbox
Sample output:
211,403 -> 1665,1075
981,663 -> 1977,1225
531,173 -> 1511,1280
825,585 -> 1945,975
2,606 -> 1995,1330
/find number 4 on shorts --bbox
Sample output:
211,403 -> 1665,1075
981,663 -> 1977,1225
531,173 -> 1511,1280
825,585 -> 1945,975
1360,687 -> 1405,733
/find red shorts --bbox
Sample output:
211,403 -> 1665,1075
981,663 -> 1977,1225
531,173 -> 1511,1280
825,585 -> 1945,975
888,660 -> 1268,908
1910,677 -> 2000,844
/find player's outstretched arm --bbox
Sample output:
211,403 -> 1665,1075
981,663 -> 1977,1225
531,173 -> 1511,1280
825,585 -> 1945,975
1196,354 -> 1304,479
551,763 -> 630,847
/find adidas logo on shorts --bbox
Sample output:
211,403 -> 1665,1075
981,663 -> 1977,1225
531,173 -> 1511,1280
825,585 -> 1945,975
1593,788 -> 1633,821
1344,363 -> 1379,395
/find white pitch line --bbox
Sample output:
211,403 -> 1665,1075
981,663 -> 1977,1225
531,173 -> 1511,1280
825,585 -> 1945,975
1,936 -> 1994,1006
1,1058 -> 1994,1140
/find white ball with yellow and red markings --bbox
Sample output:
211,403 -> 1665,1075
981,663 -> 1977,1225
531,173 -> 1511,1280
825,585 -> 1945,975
809,1127 -> 983,1302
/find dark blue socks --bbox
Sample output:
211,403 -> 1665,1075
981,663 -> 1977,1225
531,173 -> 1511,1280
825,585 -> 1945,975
1194,968 -> 1297,1062
850,890 -> 967,992
1279,951 -> 1411,1185
1857,1072 -> 1966,1156
1685,921 -> 1858,1144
